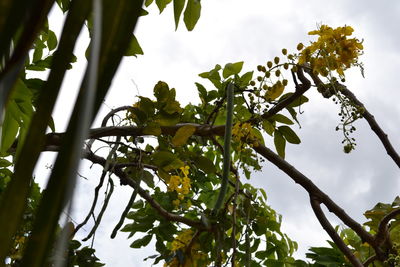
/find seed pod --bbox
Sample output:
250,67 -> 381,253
275,69 -> 281,77
297,43 -> 304,50
282,48 -> 287,55
257,65 -> 262,71
283,63 -> 289,69
250,81 -> 256,86
267,61 -> 273,68
274,57 -> 280,64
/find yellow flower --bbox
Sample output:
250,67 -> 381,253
180,165 -> 190,177
299,24 -> 363,78
168,175 -> 181,191
168,166 -> 192,208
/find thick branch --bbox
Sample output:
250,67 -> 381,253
310,196 -> 363,267
375,208 -> 400,246
252,143 -> 375,246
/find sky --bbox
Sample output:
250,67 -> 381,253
34,0 -> 400,265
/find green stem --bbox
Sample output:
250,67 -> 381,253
213,83 -> 234,213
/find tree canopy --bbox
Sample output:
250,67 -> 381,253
0,1 -> 399,267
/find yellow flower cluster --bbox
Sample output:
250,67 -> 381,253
232,122 -> 259,147
298,25 -> 363,77
165,229 -> 207,267
171,229 -> 193,251
168,166 -> 191,208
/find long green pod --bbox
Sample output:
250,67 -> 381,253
0,1 -> 90,264
0,0 -> 54,120
213,82 -> 234,213
20,0 -> 101,265
21,0 -> 144,265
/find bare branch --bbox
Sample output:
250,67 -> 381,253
310,196 -> 363,267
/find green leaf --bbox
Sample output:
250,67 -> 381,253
222,61 -> 244,79
32,46 -> 43,63
270,114 -> 293,125
171,125 -> 196,146
141,170 -> 155,188
262,120 -> 275,136
278,126 -> 301,144
130,234 -> 153,248
145,0 -> 154,6
288,95 -> 309,108
125,35 -> 143,57
155,0 -> 172,13
194,156 -> 216,174
154,81 -> 171,103
285,107 -> 301,127
152,151 -> 183,171
138,97 -> 155,116
251,128 -> 265,146
199,64 -> 222,89
274,130 -> 286,158
47,30 -> 58,51
0,108 -> 19,154
0,158 -> 12,168
183,0 -> 201,31
195,82 -> 207,103
238,71 -> 253,87
56,0 -> 70,12
173,0 -> 186,30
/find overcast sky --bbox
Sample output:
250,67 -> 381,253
35,0 -> 400,265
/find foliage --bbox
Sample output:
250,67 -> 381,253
1,2 -> 400,267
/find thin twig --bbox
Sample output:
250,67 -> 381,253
82,177 -> 114,241
363,254 -> 377,266
83,149 -> 208,230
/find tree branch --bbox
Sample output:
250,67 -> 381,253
363,255 -> 377,266
340,87 -> 400,168
247,67 -> 312,124
310,196 -> 363,267
305,71 -> 400,169
82,149 -> 208,230
375,208 -> 400,246
251,144 -> 375,245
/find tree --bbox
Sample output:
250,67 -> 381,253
0,1 -> 399,267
